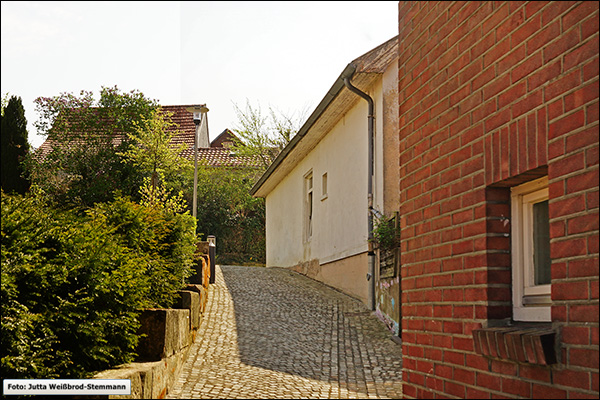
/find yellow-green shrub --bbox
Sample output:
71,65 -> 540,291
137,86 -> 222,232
1,190 -> 195,378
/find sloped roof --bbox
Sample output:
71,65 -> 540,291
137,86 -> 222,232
250,36 -> 399,197
350,35 -> 398,73
36,105 -> 259,168
163,106 -> 260,167
162,104 -> 198,152
210,129 -> 238,148
179,147 -> 262,168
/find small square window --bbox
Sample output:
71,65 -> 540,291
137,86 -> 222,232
321,172 -> 328,201
511,177 -> 551,322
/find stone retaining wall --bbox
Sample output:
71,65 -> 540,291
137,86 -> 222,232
93,253 -> 210,399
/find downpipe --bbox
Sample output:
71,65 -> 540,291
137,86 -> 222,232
343,73 -> 375,311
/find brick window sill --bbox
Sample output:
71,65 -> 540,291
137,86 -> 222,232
472,325 -> 556,365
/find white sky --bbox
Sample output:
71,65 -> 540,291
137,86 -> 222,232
1,1 -> 399,149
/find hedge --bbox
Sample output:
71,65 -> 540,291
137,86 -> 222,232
1,190 -> 196,378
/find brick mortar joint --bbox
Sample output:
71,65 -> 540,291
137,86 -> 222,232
552,298 -> 600,305
548,173 -> 598,189
550,211 -> 600,224
551,231 -> 600,245
548,99 -> 600,123
407,269 -> 491,277
547,126 -> 599,145
401,372 -> 591,399
552,275 -> 600,284
400,249 -> 489,263
548,186 -> 600,201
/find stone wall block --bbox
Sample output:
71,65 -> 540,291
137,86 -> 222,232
185,283 -> 209,314
175,290 -> 200,330
137,309 -> 191,361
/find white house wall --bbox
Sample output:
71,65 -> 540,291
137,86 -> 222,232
266,98 -> 369,265
265,75 -> 392,304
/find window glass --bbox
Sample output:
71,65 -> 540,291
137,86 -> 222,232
533,200 -> 551,285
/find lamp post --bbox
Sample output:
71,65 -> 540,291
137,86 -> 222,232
186,104 -> 209,220
207,235 -> 216,284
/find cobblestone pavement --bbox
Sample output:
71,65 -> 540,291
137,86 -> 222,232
167,265 -> 403,399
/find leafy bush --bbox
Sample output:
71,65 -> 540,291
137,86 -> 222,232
1,190 -> 196,379
93,194 -> 196,307
370,211 -> 400,252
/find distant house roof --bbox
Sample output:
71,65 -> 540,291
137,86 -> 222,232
178,127 -> 260,168
210,129 -> 238,148
162,106 -> 260,168
36,105 -> 260,168
250,36 -> 399,197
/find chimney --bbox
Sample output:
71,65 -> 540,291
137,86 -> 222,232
198,110 -> 210,148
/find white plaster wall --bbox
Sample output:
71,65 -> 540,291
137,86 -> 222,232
265,95 -> 374,269
264,61 -> 397,306
373,60 -> 399,217
265,179 -> 303,267
266,57 -> 399,303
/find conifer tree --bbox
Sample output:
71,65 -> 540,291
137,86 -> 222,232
1,95 -> 30,194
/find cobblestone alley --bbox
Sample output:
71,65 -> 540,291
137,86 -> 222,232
167,265 -> 403,399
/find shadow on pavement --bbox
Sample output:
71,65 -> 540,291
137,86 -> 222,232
220,265 -> 402,389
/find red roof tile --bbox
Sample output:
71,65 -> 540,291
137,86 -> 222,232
180,147 -> 262,168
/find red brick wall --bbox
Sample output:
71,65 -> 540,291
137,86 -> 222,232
398,1 -> 599,398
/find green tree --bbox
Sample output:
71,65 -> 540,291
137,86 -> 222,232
119,107 -> 192,204
190,100 -> 305,263
1,92 -> 10,116
1,95 -> 31,194
28,86 -> 159,207
195,164 -> 265,264
230,99 -> 307,172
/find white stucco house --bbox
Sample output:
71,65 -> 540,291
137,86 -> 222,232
251,36 -> 400,329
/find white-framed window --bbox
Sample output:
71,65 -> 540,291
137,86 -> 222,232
511,176 -> 551,322
321,172 -> 328,201
304,171 -> 313,242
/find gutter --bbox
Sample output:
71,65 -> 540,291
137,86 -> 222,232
342,70 -> 376,312
250,63 -> 357,196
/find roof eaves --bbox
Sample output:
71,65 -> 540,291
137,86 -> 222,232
249,36 -> 399,198
250,63 -> 356,197
351,35 -> 399,73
